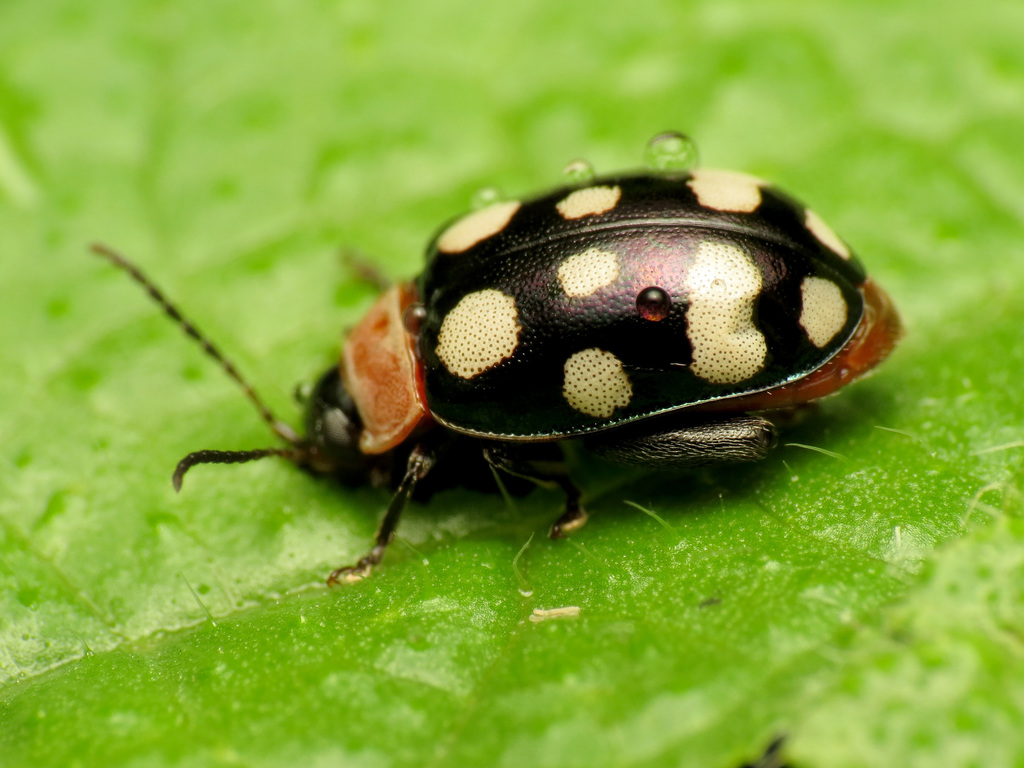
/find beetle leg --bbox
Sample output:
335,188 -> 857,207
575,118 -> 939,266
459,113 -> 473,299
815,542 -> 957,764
327,443 -> 436,585
482,443 -> 587,539
339,246 -> 392,291
549,500 -> 587,538
584,413 -> 777,468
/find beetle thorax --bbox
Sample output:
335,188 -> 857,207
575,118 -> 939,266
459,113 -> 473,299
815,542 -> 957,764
341,281 -> 430,454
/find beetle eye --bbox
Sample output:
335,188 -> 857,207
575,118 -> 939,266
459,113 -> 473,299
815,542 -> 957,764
636,287 -> 671,321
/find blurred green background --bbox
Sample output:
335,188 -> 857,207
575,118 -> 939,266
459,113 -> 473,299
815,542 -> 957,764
1,0 -> 1023,766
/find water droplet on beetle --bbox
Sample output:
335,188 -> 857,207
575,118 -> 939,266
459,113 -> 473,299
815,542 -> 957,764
293,381 -> 314,404
562,159 -> 596,184
644,131 -> 699,171
402,302 -> 427,336
636,286 -> 672,321
519,588 -> 534,598
470,186 -> 503,210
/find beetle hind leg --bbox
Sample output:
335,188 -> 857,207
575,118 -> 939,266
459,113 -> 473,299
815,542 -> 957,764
482,443 -> 587,539
584,413 -> 778,468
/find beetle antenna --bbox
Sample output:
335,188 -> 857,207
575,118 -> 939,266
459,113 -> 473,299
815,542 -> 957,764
173,448 -> 305,491
91,242 -> 301,445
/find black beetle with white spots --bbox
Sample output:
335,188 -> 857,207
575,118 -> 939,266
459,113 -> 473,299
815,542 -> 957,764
95,134 -> 902,583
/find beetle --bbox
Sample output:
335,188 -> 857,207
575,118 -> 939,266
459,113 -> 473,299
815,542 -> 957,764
94,137 -> 901,584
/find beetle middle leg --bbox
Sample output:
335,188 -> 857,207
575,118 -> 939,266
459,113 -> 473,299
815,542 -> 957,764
482,443 -> 587,538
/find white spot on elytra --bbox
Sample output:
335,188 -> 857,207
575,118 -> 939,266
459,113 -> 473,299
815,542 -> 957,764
436,290 -> 521,378
687,169 -> 764,213
805,209 -> 851,259
557,248 -> 619,297
800,276 -> 848,348
437,201 -> 521,254
555,185 -> 621,219
684,241 -> 767,384
562,348 -> 632,418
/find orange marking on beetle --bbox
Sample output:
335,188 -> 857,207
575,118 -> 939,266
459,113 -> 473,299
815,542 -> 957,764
341,282 -> 430,454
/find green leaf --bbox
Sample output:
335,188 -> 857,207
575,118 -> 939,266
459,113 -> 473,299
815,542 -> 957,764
1,0 -> 1023,766
789,477 -> 1024,767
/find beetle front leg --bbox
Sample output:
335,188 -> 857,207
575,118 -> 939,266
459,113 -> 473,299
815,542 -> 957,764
327,443 -> 437,585
482,443 -> 587,538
